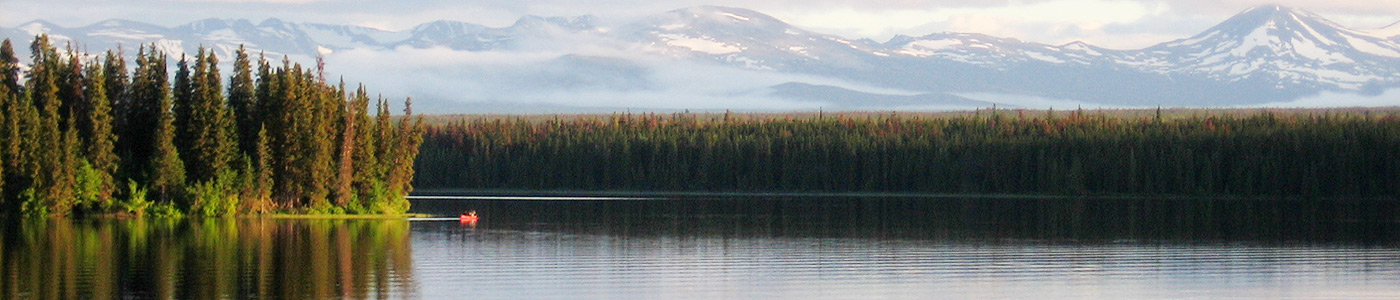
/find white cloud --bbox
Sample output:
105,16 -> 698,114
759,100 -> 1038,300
1243,89 -> 1400,108
6,0 -> 1400,49
170,0 -> 331,3
318,42 -> 933,113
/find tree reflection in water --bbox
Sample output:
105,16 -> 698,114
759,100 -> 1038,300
1,218 -> 415,299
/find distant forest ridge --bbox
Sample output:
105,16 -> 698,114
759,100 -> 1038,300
416,109 -> 1400,197
0,35 -> 424,217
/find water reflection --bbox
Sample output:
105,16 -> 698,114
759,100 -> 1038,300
411,196 -> 1400,244
4,196 -> 1400,299
0,218 -> 415,299
407,196 -> 1400,299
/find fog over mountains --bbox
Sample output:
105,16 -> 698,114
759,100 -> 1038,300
5,4 -> 1400,112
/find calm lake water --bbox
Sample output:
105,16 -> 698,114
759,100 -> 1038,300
5,196 -> 1400,299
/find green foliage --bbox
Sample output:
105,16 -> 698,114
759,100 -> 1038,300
74,159 -> 107,211
188,169 -> 238,217
418,111 -> 1400,197
0,39 -> 20,94
178,48 -> 236,185
18,187 -> 42,217
148,200 -> 184,219
119,180 -> 151,215
0,36 -> 422,217
80,59 -> 118,204
364,180 -> 408,215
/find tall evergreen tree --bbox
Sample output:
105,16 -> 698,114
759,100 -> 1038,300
251,125 -> 274,211
348,87 -> 380,209
0,39 -> 20,96
264,58 -> 300,206
228,45 -> 259,158
27,35 -> 58,112
171,52 -> 193,160
25,36 -> 77,214
0,36 -> 426,215
6,83 -> 41,207
0,85 -> 8,208
57,50 -> 85,124
301,73 -> 336,209
81,61 -> 119,204
130,46 -> 185,201
183,49 -> 235,184
332,82 -> 357,207
103,49 -> 132,180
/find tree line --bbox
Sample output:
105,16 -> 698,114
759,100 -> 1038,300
0,35 -> 424,217
416,110 -> 1400,197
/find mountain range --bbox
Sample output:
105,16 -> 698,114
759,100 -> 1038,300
5,4 -> 1400,111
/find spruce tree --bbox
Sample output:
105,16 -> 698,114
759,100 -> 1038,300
184,49 -> 235,184
347,87 -> 382,210
253,125 -> 274,211
103,49 -> 132,179
0,39 -> 20,96
228,45 -> 258,158
301,74 -> 336,209
332,82 -> 357,207
131,46 -> 185,201
81,61 -> 119,205
25,36 -> 76,214
0,86 -> 8,208
8,84 -> 41,205
57,51 -> 84,124
172,52 -> 193,161
27,35 -> 57,112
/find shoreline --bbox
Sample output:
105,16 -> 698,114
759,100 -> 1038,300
409,189 -> 1398,202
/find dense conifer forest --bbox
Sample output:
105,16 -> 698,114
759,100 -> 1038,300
416,110 -> 1400,197
0,35 -> 424,217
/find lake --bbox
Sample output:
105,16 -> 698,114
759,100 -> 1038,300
5,196 -> 1400,299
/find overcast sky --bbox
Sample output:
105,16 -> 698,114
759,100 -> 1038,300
4,0 -> 1399,49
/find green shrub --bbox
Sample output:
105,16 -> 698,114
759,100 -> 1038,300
18,187 -> 45,217
188,170 -> 239,217
74,160 -> 108,212
120,180 -> 152,215
149,201 -> 184,219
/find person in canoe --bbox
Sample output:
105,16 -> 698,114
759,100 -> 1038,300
460,210 -> 479,222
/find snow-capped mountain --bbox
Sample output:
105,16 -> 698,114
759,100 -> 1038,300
1133,5 -> 1400,91
3,4 -> 1400,110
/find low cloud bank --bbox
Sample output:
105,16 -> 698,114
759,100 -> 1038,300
320,45 -> 930,113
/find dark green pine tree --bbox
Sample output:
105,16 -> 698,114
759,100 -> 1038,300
382,97 -> 422,214
228,45 -> 259,158
0,39 -> 20,96
0,85 -> 8,208
103,49 -> 130,166
26,36 -> 77,215
131,46 -> 185,201
171,52 -> 193,160
81,61 -> 119,206
302,72 -> 337,210
263,58 -> 300,206
251,125 -> 274,211
0,39 -> 17,208
6,83 -> 41,208
57,50 -> 85,124
330,80 -> 358,208
184,49 -> 236,184
372,97 -> 394,193
348,86 -> 379,209
27,35 -> 58,115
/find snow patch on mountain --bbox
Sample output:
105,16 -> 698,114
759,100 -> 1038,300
657,33 -> 741,54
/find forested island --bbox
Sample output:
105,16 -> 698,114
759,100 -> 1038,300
0,36 -> 424,217
416,110 -> 1400,197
